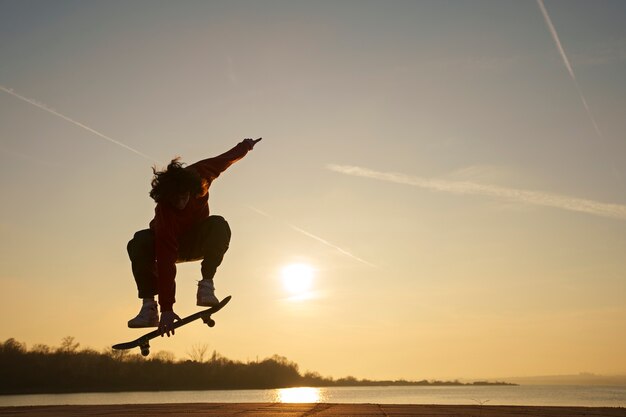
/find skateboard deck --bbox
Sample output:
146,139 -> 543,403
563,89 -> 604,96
113,295 -> 231,357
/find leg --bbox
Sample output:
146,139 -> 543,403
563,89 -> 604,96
127,229 -> 158,299
200,215 -> 232,281
178,216 -> 231,307
178,215 -> 232,280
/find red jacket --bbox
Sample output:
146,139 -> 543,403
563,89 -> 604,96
150,141 -> 251,312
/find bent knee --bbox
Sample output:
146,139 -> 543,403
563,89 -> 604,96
209,215 -> 231,234
209,215 -> 227,225
127,230 -> 154,257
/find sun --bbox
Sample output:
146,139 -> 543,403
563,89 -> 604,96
281,263 -> 314,295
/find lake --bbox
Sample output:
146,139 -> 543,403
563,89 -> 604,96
1,386 -> 625,408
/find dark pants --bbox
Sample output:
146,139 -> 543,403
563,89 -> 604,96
127,215 -> 231,299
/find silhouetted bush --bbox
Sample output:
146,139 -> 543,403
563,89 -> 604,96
0,338 -> 515,394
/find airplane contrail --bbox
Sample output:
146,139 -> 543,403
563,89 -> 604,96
327,164 -> 626,221
0,85 -> 159,163
248,206 -> 377,268
536,0 -> 603,138
537,0 -> 575,80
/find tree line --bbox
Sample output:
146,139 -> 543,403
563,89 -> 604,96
0,338 -> 514,394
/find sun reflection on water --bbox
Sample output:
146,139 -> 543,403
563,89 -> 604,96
276,387 -> 323,403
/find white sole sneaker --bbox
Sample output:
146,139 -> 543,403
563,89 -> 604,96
197,280 -> 220,307
127,304 -> 159,328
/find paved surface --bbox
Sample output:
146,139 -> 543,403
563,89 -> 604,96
0,403 -> 624,417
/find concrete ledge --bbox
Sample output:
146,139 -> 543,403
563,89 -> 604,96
0,403 -> 624,417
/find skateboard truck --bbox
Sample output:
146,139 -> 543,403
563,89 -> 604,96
139,339 -> 150,357
201,314 -> 216,327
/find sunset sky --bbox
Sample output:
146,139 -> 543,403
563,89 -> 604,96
1,0 -> 625,381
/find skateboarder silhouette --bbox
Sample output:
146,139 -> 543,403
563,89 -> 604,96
126,137 -> 262,336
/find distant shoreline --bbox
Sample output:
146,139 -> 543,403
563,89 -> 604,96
505,374 -> 626,386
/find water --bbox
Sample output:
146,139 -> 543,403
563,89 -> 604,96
1,386 -> 625,408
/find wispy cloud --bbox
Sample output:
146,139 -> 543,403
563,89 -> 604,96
0,85 -> 158,163
248,206 -> 377,268
536,0 -> 603,139
327,164 -> 626,221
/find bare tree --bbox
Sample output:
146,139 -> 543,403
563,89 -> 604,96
187,343 -> 209,363
105,347 -> 130,361
32,344 -> 51,354
59,336 -> 80,353
153,350 -> 175,362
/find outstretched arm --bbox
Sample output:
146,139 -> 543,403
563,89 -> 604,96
190,137 -> 262,181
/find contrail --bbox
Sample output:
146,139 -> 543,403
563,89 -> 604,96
248,206 -> 377,268
537,0 -> 575,80
328,164 -> 626,221
536,0 -> 603,138
0,85 -> 159,162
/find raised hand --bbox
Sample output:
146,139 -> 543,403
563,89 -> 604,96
243,137 -> 262,149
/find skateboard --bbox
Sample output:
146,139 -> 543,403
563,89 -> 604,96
113,295 -> 231,357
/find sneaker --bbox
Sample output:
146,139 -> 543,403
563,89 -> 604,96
127,300 -> 159,328
197,279 -> 220,307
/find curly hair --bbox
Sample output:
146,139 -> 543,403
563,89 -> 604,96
149,158 -> 204,203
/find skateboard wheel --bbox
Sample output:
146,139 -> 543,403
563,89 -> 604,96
140,346 -> 150,356
206,319 -> 215,327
